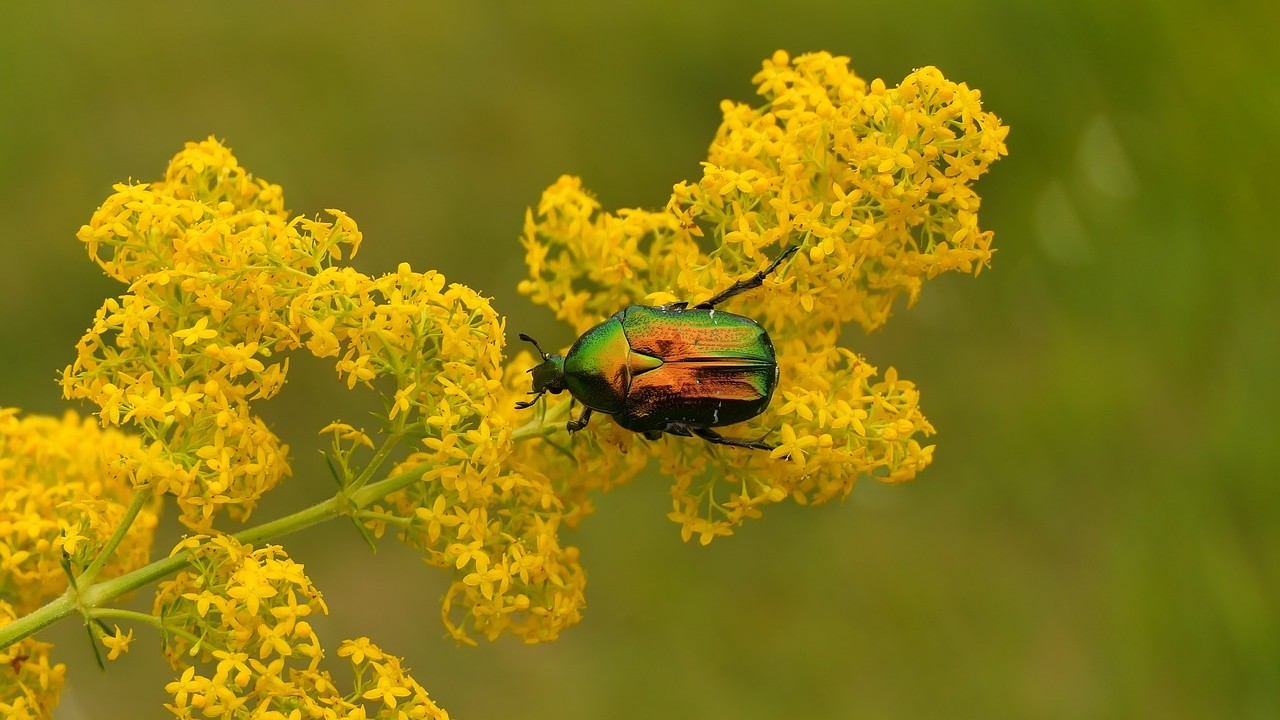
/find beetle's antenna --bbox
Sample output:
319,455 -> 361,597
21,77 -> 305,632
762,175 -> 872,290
518,333 -> 549,360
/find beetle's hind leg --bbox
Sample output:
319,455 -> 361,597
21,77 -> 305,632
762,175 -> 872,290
644,423 -> 775,452
691,426 -> 776,452
639,422 -> 696,443
566,407 -> 593,434
697,245 -> 799,309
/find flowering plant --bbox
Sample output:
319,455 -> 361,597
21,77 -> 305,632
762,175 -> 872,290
0,51 -> 1004,718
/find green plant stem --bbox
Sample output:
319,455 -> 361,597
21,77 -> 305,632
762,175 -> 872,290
346,434 -> 398,493
78,485 -> 155,588
0,594 -> 76,649
0,463 -> 427,651
85,607 -> 207,650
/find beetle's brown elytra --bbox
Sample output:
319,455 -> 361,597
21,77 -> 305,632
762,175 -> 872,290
611,305 -> 777,431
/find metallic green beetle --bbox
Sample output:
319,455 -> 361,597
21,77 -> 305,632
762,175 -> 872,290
517,246 -> 797,451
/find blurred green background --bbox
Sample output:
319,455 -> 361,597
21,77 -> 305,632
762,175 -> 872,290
2,2 -> 1277,718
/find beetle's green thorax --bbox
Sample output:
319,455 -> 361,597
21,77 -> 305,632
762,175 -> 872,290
530,353 -> 567,394
562,315 -> 633,415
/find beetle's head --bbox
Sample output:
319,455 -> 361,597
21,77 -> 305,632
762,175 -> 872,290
515,333 -> 566,409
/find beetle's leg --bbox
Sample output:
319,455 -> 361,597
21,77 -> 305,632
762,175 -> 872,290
566,407 -> 593,434
514,390 -> 544,410
640,422 -> 695,442
661,422 -> 696,438
691,426 -> 777,452
696,245 -> 799,309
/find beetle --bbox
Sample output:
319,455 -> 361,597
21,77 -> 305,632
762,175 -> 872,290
516,245 -> 798,451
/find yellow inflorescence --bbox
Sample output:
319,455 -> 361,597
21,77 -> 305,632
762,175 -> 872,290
516,51 -> 1005,543
153,535 -> 328,670
0,601 -> 66,720
155,537 -> 447,719
62,137 -> 592,647
335,638 -> 450,718
61,137 -> 351,530
0,409 -> 160,613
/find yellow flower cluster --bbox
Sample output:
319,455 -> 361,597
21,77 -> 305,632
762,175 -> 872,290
703,52 -> 1009,334
156,537 -> 446,719
516,51 -> 1005,542
370,446 -> 589,645
363,342 -> 649,644
153,535 -> 326,669
61,138 -> 346,529
62,138 -> 592,646
0,409 -> 159,612
0,601 -> 66,720
335,638 -> 449,719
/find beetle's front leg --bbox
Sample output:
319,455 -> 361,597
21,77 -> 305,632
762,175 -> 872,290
566,407 -> 593,434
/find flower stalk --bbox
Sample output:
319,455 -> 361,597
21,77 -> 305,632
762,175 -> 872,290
77,486 -> 154,588
0,463 -> 426,651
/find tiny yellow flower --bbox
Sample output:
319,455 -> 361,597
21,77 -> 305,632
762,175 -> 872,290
101,625 -> 134,661
172,316 -> 218,347
389,382 -> 418,419
338,637 -> 385,665
362,674 -> 412,708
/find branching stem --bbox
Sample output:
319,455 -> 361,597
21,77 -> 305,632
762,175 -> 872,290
0,463 -> 427,650
78,485 -> 155,588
